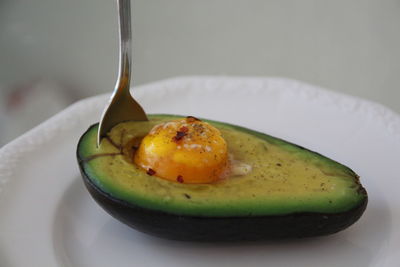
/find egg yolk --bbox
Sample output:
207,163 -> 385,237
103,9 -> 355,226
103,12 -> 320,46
134,117 -> 229,184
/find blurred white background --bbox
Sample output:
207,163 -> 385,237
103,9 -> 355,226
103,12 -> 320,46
0,0 -> 399,146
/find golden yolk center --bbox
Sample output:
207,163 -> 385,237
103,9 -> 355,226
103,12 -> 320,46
134,117 -> 229,184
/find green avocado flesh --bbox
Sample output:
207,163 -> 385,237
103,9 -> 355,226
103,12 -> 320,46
78,114 -> 366,217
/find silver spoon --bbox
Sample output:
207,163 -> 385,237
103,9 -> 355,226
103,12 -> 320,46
97,0 -> 148,146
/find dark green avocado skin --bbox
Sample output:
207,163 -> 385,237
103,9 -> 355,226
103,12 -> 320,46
77,123 -> 368,241
80,170 -> 367,241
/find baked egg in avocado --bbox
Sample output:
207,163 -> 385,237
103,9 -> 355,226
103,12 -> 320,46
134,116 -> 231,184
77,114 -> 367,241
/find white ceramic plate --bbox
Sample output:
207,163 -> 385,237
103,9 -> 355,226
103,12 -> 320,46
1,77 -> 399,267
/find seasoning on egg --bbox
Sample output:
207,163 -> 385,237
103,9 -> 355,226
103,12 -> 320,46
146,168 -> 156,176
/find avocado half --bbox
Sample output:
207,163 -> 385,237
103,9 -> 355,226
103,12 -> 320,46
77,114 -> 367,241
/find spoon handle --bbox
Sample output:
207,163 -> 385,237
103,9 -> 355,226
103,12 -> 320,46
116,0 -> 132,96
